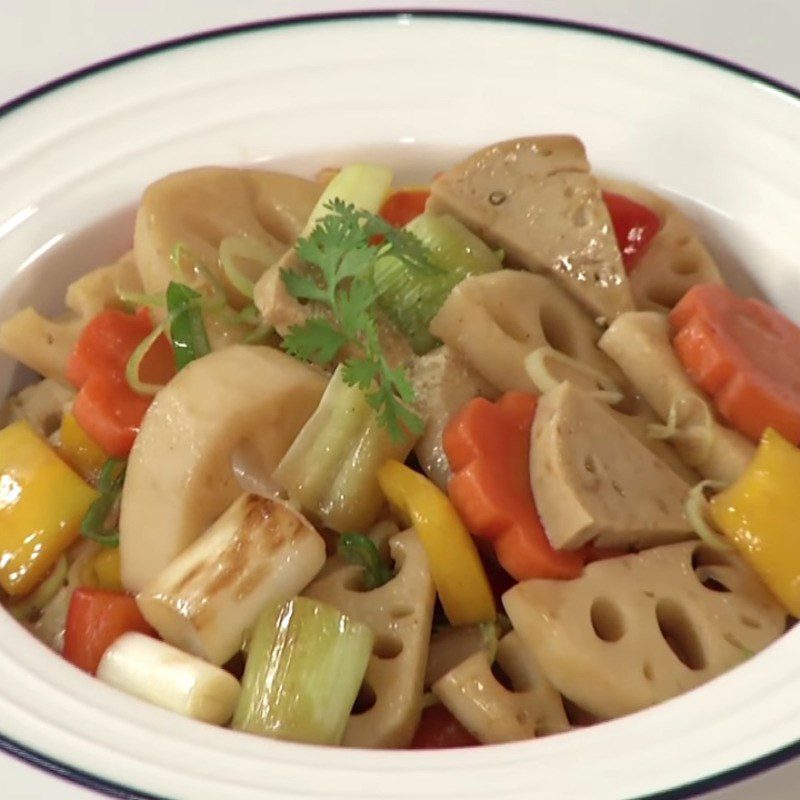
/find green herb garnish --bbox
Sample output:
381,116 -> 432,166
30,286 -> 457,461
281,199 -> 435,441
81,458 -> 127,547
337,532 -> 394,590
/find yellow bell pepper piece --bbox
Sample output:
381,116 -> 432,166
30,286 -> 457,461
0,421 -> 98,596
88,547 -> 123,591
377,460 -> 495,625
709,428 -> 800,616
59,412 -> 107,482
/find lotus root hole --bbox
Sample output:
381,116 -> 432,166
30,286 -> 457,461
590,597 -> 626,643
656,599 -> 706,670
372,634 -> 404,660
351,682 -> 377,715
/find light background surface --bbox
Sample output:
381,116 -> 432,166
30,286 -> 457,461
0,1 -> 797,797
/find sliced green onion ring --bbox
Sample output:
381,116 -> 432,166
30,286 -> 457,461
524,346 -> 624,405
219,235 -> 279,300
685,479 -> 731,552
125,319 -> 171,396
648,396 -> 714,464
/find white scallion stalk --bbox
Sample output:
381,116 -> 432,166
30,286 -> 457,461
524,346 -> 624,405
685,480 -> 732,552
301,163 -> 393,236
232,597 -> 373,745
97,632 -> 241,724
137,494 -> 326,666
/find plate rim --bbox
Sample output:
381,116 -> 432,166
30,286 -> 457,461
0,9 -> 798,800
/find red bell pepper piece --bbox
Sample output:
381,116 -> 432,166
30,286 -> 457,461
602,191 -> 661,273
410,704 -> 480,749
379,189 -> 430,228
63,587 -> 155,675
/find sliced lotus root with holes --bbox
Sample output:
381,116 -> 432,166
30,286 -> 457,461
600,178 -> 724,313
409,345 -> 499,490
134,167 -> 322,307
0,251 -> 140,384
503,541 -> 786,720
304,528 -> 435,748
531,382 -> 693,551
428,136 -> 633,320
430,271 -> 629,396
433,632 -> 569,744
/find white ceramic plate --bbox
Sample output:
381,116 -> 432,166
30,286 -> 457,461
0,12 -> 798,800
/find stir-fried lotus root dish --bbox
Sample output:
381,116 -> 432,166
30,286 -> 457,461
0,135 -> 796,748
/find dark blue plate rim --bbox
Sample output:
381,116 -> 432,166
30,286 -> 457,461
0,9 -> 797,800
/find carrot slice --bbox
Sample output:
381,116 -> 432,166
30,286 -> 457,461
444,393 -> 587,581
379,189 -> 430,228
67,308 -> 175,457
670,284 -> 800,443
410,704 -> 479,749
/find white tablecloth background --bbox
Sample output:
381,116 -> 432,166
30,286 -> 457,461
0,1 -> 797,797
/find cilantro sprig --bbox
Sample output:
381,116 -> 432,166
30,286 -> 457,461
281,199 -> 436,441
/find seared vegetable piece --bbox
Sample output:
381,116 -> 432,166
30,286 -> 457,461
599,312 -> 754,483
137,494 -> 326,666
273,366 -> 416,533
433,632 -> 568,744
409,345 -> 498,490
670,284 -> 800,444
135,168 -> 322,306
374,213 -> 501,354
233,597 -> 373,745
0,421 -> 98,595
63,588 -> 155,675
428,136 -> 633,320
445,393 -> 587,580
600,178 -> 723,312
98,632 -> 241,725
430,271 -> 625,395
0,252 -> 140,384
119,345 -> 325,592
305,528 -> 435,748
377,460 -> 495,625
531,383 -> 693,550
710,429 -> 800,615
504,541 -> 786,720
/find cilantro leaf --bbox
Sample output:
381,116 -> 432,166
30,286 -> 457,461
281,200 -> 428,440
280,269 -> 328,304
283,318 -> 347,365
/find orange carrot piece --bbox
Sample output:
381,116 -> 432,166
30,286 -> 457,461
66,308 -> 175,457
670,284 -> 800,443
444,393 -> 588,581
